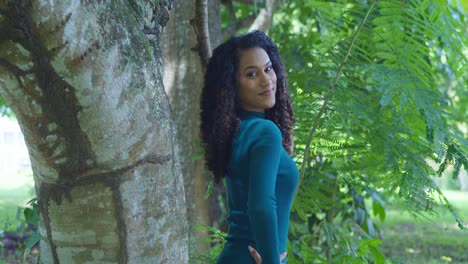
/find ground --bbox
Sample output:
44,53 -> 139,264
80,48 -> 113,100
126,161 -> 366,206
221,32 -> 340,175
377,190 -> 468,264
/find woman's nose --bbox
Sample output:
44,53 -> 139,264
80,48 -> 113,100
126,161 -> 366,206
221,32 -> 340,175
260,73 -> 271,86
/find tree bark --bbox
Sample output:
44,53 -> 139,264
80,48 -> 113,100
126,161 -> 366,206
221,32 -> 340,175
205,0 -> 229,233
194,0 -> 212,67
0,1 -> 188,263
161,0 -> 224,253
161,0 -> 209,253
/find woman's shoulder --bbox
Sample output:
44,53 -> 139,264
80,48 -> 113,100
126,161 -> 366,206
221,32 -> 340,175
241,118 -> 282,141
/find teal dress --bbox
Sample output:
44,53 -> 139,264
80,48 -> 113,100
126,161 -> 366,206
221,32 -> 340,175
216,110 -> 299,264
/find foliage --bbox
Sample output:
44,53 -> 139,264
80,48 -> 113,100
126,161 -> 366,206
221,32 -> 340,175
205,0 -> 467,263
267,0 -> 467,262
0,199 -> 39,264
0,95 -> 11,117
22,198 -> 39,258
189,224 -> 227,264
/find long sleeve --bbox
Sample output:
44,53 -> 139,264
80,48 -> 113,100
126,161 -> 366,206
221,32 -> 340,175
247,121 -> 282,264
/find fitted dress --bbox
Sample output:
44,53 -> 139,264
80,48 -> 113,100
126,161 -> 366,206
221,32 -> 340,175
216,109 -> 299,264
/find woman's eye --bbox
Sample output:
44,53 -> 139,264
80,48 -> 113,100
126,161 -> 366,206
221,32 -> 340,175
246,72 -> 257,77
265,66 -> 273,72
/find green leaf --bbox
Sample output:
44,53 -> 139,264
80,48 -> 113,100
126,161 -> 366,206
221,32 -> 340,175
372,199 -> 386,222
204,178 -> 214,200
23,232 -> 40,260
369,245 -> 385,264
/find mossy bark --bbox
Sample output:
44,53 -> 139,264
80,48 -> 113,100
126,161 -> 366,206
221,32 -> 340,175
0,0 -> 188,263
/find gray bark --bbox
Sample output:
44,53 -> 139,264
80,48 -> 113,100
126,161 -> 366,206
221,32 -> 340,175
208,0 -> 222,48
161,0 -> 209,253
161,0 -> 223,254
194,0 -> 212,66
206,0 -> 228,233
0,0 -> 188,263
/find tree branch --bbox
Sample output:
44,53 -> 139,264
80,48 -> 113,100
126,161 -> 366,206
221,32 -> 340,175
221,0 -> 281,37
221,12 -> 256,39
297,0 -> 380,191
221,1 -> 256,38
238,14 -> 257,29
246,0 -> 287,32
193,0 -> 212,67
248,0 -> 282,32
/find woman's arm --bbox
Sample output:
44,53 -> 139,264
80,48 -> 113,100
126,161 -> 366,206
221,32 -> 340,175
247,120 -> 283,264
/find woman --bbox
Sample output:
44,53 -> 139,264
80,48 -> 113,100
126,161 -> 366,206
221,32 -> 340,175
200,30 -> 298,264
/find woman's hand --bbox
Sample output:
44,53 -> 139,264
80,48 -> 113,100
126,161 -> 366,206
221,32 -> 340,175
248,246 -> 287,264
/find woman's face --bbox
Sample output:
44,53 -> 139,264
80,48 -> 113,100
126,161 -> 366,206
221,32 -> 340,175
237,47 -> 277,113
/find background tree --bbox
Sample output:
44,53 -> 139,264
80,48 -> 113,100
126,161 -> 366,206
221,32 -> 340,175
0,0 -> 188,263
160,0 -> 221,254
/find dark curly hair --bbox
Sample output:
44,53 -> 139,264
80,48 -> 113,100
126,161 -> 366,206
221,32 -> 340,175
200,30 -> 295,183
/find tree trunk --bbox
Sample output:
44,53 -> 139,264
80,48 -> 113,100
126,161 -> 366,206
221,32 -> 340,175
205,0 -> 229,233
161,0 -> 223,253
0,1 -> 188,263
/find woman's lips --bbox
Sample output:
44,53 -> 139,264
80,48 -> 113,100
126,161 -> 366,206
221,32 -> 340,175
259,88 -> 274,96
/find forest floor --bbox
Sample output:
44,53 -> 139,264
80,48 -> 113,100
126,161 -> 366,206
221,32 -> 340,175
378,190 -> 468,264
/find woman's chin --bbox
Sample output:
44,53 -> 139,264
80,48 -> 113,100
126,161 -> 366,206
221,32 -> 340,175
265,101 -> 276,110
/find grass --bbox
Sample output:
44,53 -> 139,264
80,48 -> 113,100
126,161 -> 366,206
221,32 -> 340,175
0,186 -> 34,231
377,190 -> 468,264
0,168 -> 34,231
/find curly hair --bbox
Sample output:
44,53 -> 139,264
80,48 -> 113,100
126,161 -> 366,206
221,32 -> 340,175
200,30 -> 295,183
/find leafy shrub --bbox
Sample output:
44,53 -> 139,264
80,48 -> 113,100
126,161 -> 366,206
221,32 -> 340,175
0,198 -> 39,263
